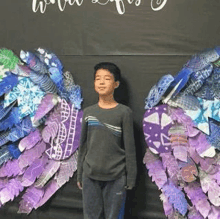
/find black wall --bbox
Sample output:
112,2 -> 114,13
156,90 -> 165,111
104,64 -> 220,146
0,1 -> 220,218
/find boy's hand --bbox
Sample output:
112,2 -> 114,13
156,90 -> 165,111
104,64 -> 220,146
77,181 -> 82,190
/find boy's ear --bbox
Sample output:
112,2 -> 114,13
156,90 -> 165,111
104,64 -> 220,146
115,81 -> 120,88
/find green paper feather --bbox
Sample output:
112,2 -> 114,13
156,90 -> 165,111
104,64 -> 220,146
0,48 -> 20,70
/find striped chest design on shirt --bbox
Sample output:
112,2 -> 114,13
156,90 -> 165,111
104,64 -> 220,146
85,116 -> 122,137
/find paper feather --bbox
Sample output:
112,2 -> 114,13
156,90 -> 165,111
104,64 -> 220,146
35,179 -> 59,208
188,206 -> 203,219
143,149 -> 167,189
21,155 -> 48,187
18,186 -> 44,214
199,168 -> 220,206
68,85 -> 83,110
20,50 -> 48,74
18,129 -> 42,152
0,48 -> 20,70
29,71 -> 58,94
0,73 -> 18,96
18,140 -> 46,170
7,117 -> 34,142
0,159 -> 24,177
162,181 -> 188,216
160,153 -> 180,186
184,182 -> 211,218
160,192 -> 174,216
0,145 -> 12,166
0,107 -> 21,132
11,64 -> 31,77
54,151 -> 78,187
0,131 -> 10,147
0,101 -> 16,121
0,65 -> 9,81
33,93 -> 60,124
41,104 -> 61,143
0,178 -> 24,205
169,67 -> 193,97
34,160 -> 60,188
208,206 -> 220,219
8,144 -> 21,159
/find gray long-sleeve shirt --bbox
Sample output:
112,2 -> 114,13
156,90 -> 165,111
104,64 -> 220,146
77,103 -> 137,188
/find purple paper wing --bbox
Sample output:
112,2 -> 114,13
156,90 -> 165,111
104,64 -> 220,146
0,178 -> 24,205
21,155 -> 48,187
18,129 -> 42,152
54,151 -> 78,187
18,140 -> 46,170
184,182 -> 211,218
18,186 -> 44,214
34,159 -> 60,188
143,149 -> 167,189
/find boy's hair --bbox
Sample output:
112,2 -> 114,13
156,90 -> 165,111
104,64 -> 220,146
94,62 -> 121,82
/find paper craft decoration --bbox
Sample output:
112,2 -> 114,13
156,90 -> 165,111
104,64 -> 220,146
143,46 -> 220,218
0,48 -> 83,214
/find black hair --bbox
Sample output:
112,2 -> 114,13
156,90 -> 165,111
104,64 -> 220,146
94,62 -> 121,82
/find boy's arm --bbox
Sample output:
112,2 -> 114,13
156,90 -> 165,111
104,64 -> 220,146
122,108 -> 137,189
77,110 -> 87,186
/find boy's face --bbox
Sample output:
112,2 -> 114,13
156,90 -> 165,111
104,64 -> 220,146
94,69 -> 119,96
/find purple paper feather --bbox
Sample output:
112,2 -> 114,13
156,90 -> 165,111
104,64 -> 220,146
34,159 -> 60,188
0,178 -> 24,205
21,155 -> 48,187
0,159 -> 24,177
143,149 -> 167,189
184,182 -> 211,218
160,192 -> 174,216
35,179 -> 59,208
18,186 -> 44,214
188,206 -> 203,219
18,140 -> 46,170
33,93 -> 59,125
18,129 -> 42,152
54,151 -> 78,187
160,153 -> 180,186
208,206 -> 220,219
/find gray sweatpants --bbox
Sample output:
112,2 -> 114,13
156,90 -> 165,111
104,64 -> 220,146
82,174 -> 126,219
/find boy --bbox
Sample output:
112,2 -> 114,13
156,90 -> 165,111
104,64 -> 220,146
77,62 -> 137,219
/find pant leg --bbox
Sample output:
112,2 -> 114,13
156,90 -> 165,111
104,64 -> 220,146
82,175 -> 104,219
102,175 -> 127,219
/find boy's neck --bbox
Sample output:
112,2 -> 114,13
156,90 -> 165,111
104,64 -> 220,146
98,95 -> 118,109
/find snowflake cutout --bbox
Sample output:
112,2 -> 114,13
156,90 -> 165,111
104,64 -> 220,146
4,77 -> 45,119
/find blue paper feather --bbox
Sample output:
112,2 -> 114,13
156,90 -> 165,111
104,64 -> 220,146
7,117 -> 34,142
0,131 -> 10,147
0,145 -> 12,166
0,107 -> 22,132
8,144 -> 21,159
169,67 -> 193,97
162,182 -> 188,216
0,72 -> 18,96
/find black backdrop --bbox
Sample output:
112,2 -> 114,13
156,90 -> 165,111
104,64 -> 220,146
0,0 -> 219,218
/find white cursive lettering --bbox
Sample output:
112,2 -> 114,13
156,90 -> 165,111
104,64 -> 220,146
32,0 -> 83,13
151,0 -> 167,11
